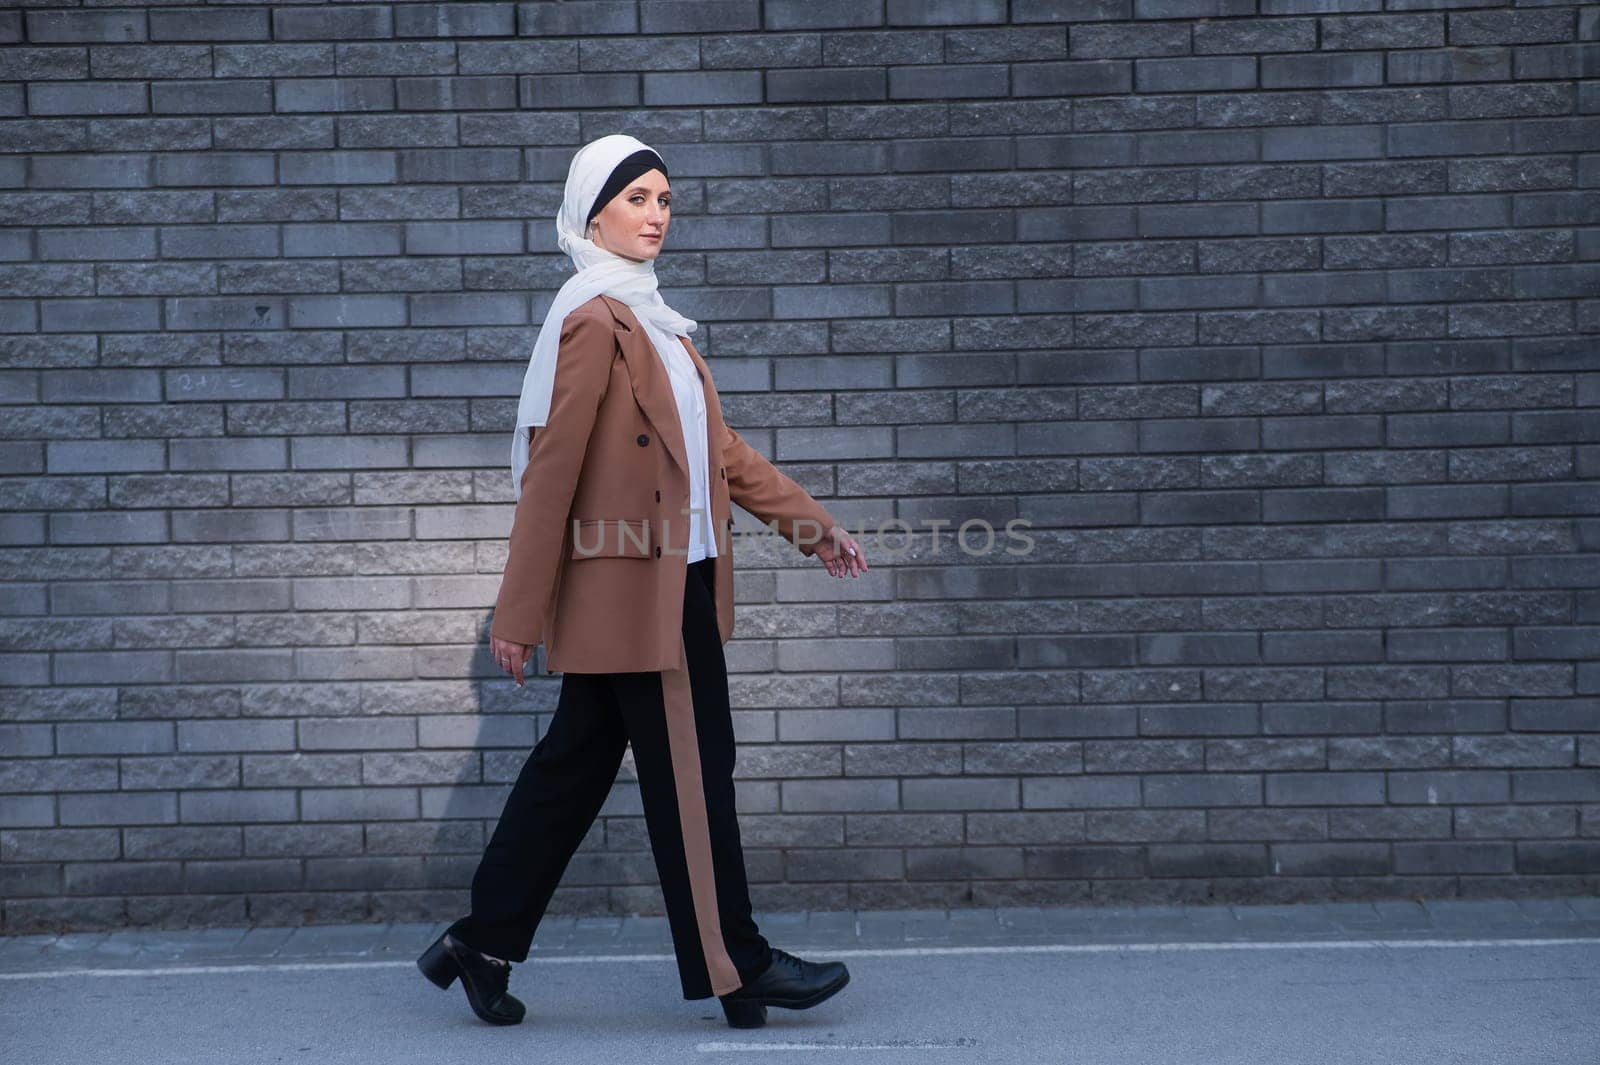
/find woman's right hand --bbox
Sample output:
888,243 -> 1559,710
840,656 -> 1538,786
490,635 -> 534,688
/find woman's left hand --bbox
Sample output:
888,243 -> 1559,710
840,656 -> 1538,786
812,524 -> 868,578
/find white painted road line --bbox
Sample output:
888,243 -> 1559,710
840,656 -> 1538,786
1,935 -> 1596,981
697,1039 -> 981,1052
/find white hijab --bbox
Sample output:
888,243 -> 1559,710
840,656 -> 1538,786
511,133 -> 697,498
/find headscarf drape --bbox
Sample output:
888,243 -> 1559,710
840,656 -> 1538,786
510,133 -> 697,498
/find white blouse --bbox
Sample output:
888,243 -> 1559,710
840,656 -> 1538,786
638,316 -> 717,564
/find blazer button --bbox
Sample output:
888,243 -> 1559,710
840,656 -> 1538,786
654,545 -> 662,557
655,489 -> 661,502
636,433 -> 649,446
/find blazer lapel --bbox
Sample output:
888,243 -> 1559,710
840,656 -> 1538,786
600,294 -> 689,476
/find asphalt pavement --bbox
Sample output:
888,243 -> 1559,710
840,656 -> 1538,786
2,896 -> 1597,1064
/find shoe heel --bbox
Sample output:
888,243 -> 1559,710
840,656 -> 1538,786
417,935 -> 459,990
720,996 -> 767,1029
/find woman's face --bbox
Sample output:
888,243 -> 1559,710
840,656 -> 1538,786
586,168 -> 670,263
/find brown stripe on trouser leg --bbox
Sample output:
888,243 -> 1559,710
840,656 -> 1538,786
609,557 -> 770,1001
659,642 -> 743,997
675,558 -> 770,995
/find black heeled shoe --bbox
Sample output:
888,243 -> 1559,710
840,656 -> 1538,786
417,931 -> 527,1026
718,946 -> 850,1028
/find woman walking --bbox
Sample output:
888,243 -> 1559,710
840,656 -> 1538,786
418,134 -> 869,1029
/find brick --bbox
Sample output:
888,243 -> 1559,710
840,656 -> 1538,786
1137,56 -> 1257,93
517,1 -> 636,35
59,791 -> 177,826
272,7 -> 394,42
40,298 -> 162,332
155,152 -> 276,187
395,4 -> 515,38
279,151 -> 396,186
179,720 -> 296,753
0,795 -> 55,828
1450,10 -> 1574,47
766,69 -> 884,103
787,847 -> 902,880
1262,51 -> 1383,88
286,295 -> 406,329
778,709 -> 896,742
57,722 -> 174,755
300,787 -> 418,821
151,81 -> 272,114
782,779 -> 897,812
1,827 -> 120,861
298,717 -> 416,751
28,83 -> 148,117
26,11 -> 148,44
650,70 -> 773,108
641,1 -> 758,34
150,9 -> 270,42
179,790 -> 296,823
902,778 -> 1018,811
519,74 -> 638,109
89,48 -> 207,83
120,756 -> 238,790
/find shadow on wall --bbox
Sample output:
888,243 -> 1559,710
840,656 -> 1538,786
419,615 -> 646,932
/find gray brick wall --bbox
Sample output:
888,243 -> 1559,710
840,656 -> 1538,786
2,2 -> 1598,933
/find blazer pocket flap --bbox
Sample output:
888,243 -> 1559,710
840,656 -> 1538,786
569,517 -> 653,559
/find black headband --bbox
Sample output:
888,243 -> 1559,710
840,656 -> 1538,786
586,149 -> 669,228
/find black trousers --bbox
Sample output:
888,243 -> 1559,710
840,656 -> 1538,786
449,557 -> 771,1000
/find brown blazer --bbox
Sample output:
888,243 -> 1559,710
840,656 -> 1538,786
490,293 -> 839,674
